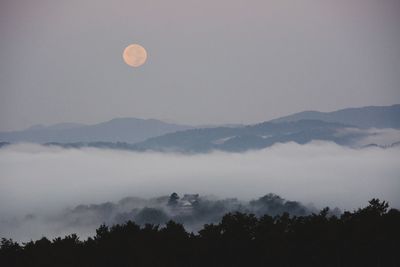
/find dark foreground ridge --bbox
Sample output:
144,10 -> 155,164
1,199 -> 399,267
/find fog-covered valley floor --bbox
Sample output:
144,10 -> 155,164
1,142 -> 399,241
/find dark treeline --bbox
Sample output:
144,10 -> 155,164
1,199 -> 399,267
1,193 -> 315,238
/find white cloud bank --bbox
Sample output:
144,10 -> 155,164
0,142 -> 399,240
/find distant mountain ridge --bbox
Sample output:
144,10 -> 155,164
1,104 -> 399,152
271,104 -> 400,129
129,104 -> 400,152
0,118 -> 193,144
132,120 -> 361,152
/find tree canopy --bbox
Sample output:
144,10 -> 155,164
1,199 -> 399,267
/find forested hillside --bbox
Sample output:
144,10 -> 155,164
1,199 -> 399,267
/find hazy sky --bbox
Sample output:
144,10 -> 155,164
1,0 -> 399,131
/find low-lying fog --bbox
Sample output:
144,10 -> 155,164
1,142 -> 399,241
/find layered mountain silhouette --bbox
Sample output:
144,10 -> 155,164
1,105 -> 399,152
0,118 -> 192,144
132,120 -> 362,152
132,104 -> 400,152
271,104 -> 400,128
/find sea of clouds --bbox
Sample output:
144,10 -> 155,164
0,141 -> 399,241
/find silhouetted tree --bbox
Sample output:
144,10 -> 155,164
1,199 -> 399,267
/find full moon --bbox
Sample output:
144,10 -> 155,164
122,44 -> 147,67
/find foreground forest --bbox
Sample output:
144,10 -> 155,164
1,199 -> 399,267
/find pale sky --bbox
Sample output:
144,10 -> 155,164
0,0 -> 399,131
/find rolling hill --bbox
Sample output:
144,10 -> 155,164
132,120 -> 361,152
270,104 -> 400,129
1,104 -> 399,152
0,118 -> 193,144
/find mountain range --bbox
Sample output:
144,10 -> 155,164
1,104 -> 399,152
133,120 -> 358,152
271,104 -> 400,128
0,118 -> 192,144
